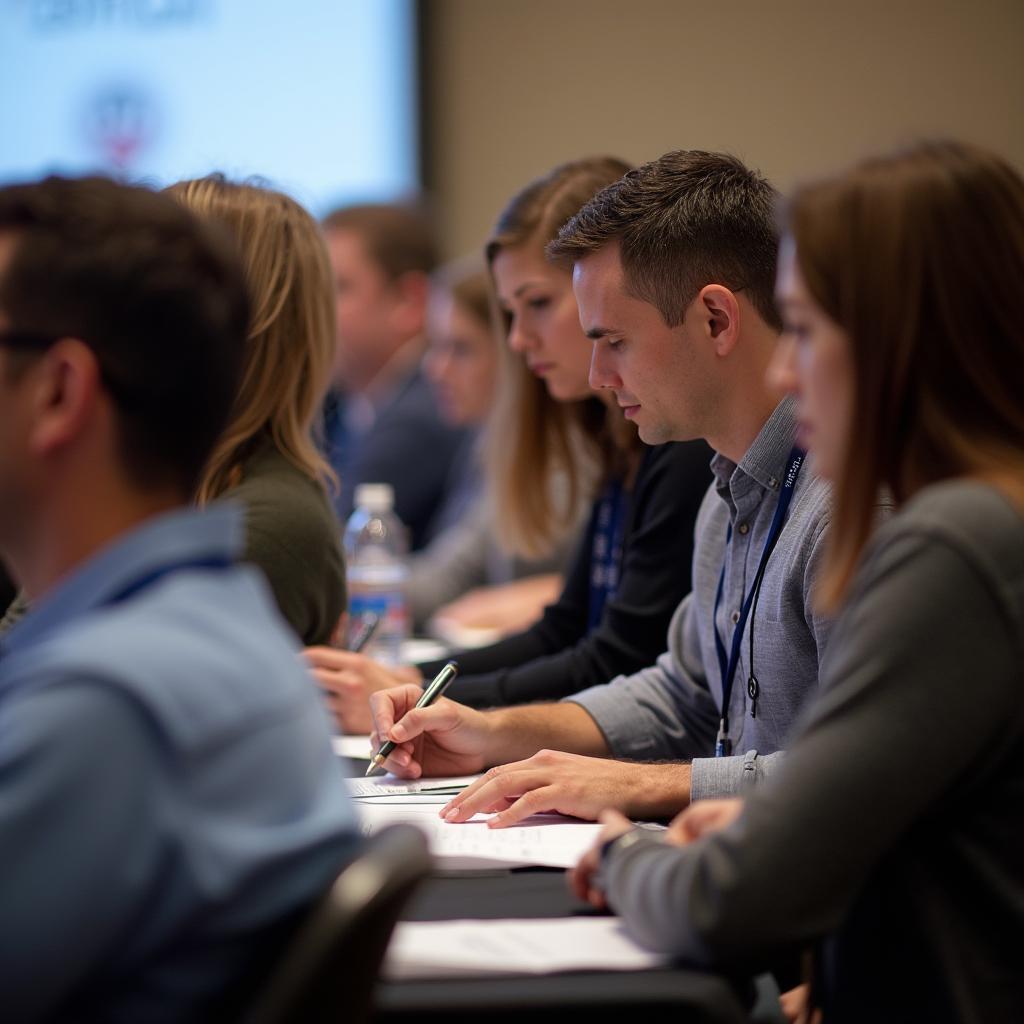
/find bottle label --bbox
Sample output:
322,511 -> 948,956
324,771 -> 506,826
348,590 -> 408,663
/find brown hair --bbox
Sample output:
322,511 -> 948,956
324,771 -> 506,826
548,150 -> 782,332
322,202 -> 437,281
485,156 -> 637,557
0,175 -> 248,495
167,176 -> 336,502
786,140 -> 1024,609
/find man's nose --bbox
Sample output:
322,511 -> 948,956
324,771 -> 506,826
589,344 -> 620,390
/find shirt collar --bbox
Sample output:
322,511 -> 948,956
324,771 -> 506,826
2,503 -> 244,658
710,397 -> 799,497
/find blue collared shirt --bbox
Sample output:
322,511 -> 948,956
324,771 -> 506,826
0,505 -> 357,1022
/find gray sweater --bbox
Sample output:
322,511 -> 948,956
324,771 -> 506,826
603,480 -> 1024,1024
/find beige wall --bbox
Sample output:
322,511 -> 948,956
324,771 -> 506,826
424,0 -> 1024,257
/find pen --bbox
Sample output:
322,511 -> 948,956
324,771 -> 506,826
365,660 -> 459,777
348,612 -> 381,654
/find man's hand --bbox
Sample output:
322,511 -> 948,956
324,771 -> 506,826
568,809 -> 634,909
368,684 -> 492,779
664,797 -> 744,846
439,750 -> 692,828
305,647 -> 421,733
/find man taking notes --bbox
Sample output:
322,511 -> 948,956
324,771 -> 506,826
369,150 -> 833,825
0,177 -> 357,1021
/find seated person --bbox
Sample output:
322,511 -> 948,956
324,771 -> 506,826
408,259 -> 581,638
322,202 -> 467,550
0,176 -> 357,1021
367,151 -> 834,816
574,140 -> 1024,1024
317,157 -> 714,731
169,176 -> 346,645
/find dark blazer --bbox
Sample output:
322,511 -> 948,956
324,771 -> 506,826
326,368 -> 468,552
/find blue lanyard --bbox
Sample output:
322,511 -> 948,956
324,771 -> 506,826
105,556 -> 233,607
588,479 -> 627,631
713,447 -> 805,756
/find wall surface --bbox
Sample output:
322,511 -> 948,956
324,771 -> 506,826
424,0 -> 1024,257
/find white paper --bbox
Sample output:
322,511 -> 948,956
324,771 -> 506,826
384,917 -> 668,978
331,735 -> 373,760
400,638 -> 449,664
428,617 -> 503,650
344,774 -> 480,799
357,801 -> 604,870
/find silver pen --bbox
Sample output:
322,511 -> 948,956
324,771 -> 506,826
365,660 -> 459,777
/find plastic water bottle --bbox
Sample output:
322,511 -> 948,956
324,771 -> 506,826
344,483 -> 409,664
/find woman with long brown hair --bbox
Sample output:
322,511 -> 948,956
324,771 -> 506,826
168,176 -> 346,645
575,140 -> 1024,1024
317,157 -> 712,728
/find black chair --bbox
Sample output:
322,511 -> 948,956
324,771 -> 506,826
244,825 -> 431,1024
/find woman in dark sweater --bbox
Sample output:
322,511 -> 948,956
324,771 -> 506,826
577,141 -> 1024,1024
169,177 -> 346,645
313,158 -> 711,729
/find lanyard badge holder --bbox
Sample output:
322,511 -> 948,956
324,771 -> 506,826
713,448 -> 804,757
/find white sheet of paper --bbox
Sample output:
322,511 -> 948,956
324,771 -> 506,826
345,774 -> 481,798
331,735 -> 373,760
384,917 -> 668,979
400,638 -> 449,664
357,801 -> 604,869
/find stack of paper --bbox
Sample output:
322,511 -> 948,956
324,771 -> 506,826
344,774 -> 479,799
356,800 -> 604,870
384,917 -> 668,979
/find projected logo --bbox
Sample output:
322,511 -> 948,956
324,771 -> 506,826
81,83 -> 161,172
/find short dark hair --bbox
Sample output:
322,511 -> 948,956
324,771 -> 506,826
0,176 -> 249,495
322,202 -> 437,280
548,150 -> 783,331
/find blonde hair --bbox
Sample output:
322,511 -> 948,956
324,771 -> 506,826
484,157 -> 637,558
167,176 -> 336,502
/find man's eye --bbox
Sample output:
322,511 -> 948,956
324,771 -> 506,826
527,297 -> 550,311
607,338 -> 624,351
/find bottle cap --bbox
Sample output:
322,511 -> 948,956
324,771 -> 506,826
354,482 -> 395,513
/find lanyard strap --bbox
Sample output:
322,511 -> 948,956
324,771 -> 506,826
713,447 -> 805,756
105,555 -> 233,607
588,480 -> 627,631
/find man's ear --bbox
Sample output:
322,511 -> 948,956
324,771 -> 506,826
698,284 -> 741,356
27,338 -> 103,457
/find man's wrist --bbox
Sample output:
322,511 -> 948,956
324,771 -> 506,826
627,762 -> 692,819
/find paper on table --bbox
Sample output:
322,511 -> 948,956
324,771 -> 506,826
384,917 -> 669,979
357,801 -> 604,870
332,735 -> 373,760
400,637 -> 449,664
345,774 -> 481,799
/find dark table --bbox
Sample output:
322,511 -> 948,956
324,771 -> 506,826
371,867 -> 753,1023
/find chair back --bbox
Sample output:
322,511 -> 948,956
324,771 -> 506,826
244,824 -> 431,1024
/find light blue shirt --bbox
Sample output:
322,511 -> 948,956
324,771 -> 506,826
0,505 -> 358,1022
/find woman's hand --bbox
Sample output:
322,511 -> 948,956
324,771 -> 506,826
304,646 -> 421,733
664,797 -> 744,846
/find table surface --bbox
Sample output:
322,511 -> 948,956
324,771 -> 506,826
341,752 -> 755,1023
371,867 -> 753,1024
